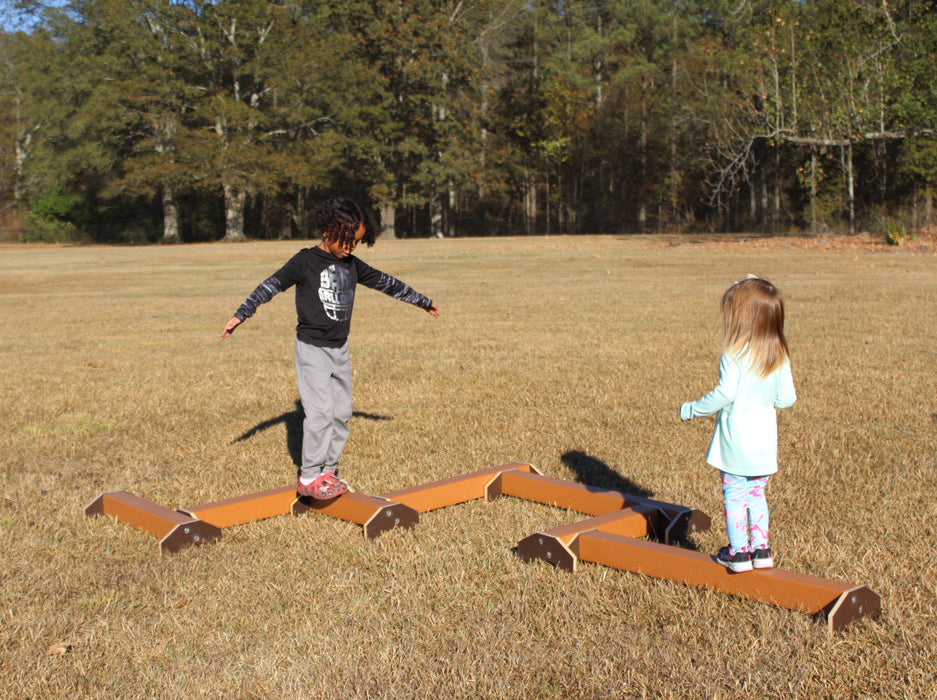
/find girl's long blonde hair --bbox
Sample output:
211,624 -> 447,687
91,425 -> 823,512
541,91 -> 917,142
721,276 -> 789,378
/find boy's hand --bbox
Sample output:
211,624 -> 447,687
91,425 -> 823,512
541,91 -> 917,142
425,302 -> 439,318
220,316 -> 242,340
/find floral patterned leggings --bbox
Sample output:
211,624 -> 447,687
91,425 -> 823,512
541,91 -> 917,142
721,471 -> 770,555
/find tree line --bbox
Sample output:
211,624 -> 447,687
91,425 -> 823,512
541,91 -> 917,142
1,0 -> 935,243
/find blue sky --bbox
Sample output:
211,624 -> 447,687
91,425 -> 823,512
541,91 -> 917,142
1,1 -> 67,33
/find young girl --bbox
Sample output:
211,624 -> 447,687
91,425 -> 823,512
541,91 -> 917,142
221,197 -> 439,500
680,276 -> 796,573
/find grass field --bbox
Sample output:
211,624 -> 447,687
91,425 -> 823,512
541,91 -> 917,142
1,235 -> 935,698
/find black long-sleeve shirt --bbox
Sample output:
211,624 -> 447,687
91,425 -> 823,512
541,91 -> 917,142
233,246 -> 433,348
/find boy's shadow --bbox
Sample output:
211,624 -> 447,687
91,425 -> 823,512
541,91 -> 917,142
561,450 -> 654,498
233,400 -> 392,466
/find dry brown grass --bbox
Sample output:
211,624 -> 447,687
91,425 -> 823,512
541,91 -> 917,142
1,235 -> 935,698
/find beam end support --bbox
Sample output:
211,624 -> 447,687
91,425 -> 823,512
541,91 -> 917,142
821,585 -> 882,634
516,532 -> 578,572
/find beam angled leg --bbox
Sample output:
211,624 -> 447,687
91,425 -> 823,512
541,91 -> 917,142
825,586 -> 883,633
85,490 -> 221,554
573,531 -> 880,632
516,533 -> 578,571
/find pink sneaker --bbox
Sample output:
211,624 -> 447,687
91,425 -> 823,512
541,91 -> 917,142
297,472 -> 349,500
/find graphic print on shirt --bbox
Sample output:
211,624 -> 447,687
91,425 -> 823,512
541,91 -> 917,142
318,264 -> 355,321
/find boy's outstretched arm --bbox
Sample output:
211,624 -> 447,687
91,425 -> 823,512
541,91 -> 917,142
219,276 -> 284,341
220,316 -> 242,340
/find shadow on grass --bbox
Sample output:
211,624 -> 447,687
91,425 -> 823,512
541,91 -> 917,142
561,450 -> 703,551
561,450 -> 654,498
233,400 -> 392,466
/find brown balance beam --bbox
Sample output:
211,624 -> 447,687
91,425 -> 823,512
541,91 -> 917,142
379,461 -> 540,513
572,531 -> 881,633
488,469 -> 711,543
497,471 -> 878,632
516,505 -> 662,570
84,490 -> 221,554
86,463 -> 879,632
182,486 -> 419,540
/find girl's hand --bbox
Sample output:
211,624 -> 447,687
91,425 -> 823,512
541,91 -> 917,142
680,403 -> 693,422
220,316 -> 242,340
425,302 -> 439,318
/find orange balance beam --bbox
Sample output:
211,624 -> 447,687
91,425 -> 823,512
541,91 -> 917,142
379,462 -> 539,513
516,505 -> 660,571
183,486 -> 418,540
85,490 -> 221,554
181,485 -> 299,527
573,531 -> 881,633
294,494 -> 419,540
489,470 -> 710,542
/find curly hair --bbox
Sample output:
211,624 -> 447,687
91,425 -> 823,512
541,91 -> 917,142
313,197 -> 378,249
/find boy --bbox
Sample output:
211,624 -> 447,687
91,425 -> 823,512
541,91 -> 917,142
221,197 -> 439,499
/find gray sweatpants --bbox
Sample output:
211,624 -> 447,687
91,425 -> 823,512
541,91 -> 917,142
294,339 -> 352,481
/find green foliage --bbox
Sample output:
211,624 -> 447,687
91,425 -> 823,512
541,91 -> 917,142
21,213 -> 79,243
868,208 -> 915,246
23,189 -> 163,243
3,0 -> 937,240
885,220 -> 908,246
900,137 -> 937,186
23,191 -> 90,242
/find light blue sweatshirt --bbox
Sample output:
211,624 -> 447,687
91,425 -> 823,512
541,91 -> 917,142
681,352 -> 796,477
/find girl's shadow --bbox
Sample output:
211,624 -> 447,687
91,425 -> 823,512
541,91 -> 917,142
233,400 -> 392,466
561,450 -> 702,550
561,450 -> 654,498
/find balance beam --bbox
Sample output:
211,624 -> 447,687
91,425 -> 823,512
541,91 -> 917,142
180,485 -> 298,527
293,493 -> 419,539
182,486 -> 418,540
379,461 -> 539,513
487,469 -> 710,543
84,490 -> 221,554
571,531 -> 880,633
516,505 -> 660,570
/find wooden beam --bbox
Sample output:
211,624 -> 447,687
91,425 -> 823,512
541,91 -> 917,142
85,490 -> 221,554
572,531 -> 880,633
380,462 -> 539,513
516,505 -> 659,571
181,485 -> 298,528
490,470 -> 710,541
294,493 -> 419,540
183,486 -> 418,540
